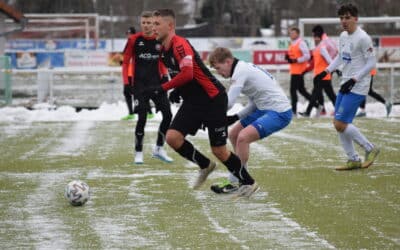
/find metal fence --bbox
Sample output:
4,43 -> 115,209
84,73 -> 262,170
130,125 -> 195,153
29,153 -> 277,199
9,63 -> 400,108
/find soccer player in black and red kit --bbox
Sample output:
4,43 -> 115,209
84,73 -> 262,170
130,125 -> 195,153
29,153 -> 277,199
147,9 -> 258,197
122,11 -> 173,164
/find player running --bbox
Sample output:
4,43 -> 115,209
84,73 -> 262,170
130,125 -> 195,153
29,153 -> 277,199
122,11 -> 173,164
145,9 -> 258,198
208,47 -> 292,193
315,3 -> 380,170
299,25 -> 337,117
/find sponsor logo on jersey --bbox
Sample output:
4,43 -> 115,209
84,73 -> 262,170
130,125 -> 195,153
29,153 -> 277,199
138,53 -> 159,60
168,68 -> 180,76
342,52 -> 351,63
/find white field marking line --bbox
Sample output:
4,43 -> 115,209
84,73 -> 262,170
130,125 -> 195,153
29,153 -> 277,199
0,123 -> 32,141
275,131 -> 343,152
184,165 -> 335,249
183,170 -> 247,248
263,206 -> 336,249
86,169 -> 174,179
370,226 -> 400,246
20,125 -> 66,160
386,118 -> 400,123
127,179 -> 171,248
371,137 -> 400,145
85,169 -> 172,249
49,121 -> 94,156
250,141 -> 277,160
2,172 -> 73,249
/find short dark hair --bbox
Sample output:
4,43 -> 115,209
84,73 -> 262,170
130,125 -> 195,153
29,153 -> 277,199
312,25 -> 324,38
153,9 -> 175,19
126,26 -> 136,34
290,27 -> 300,34
141,11 -> 153,18
338,3 -> 358,17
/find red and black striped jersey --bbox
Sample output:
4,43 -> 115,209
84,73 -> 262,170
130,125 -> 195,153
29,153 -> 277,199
159,35 -> 225,104
122,32 -> 162,87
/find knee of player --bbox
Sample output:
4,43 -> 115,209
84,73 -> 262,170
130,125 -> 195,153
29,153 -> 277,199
236,132 -> 250,145
211,146 -> 229,161
333,120 -> 346,132
165,130 -> 182,149
228,132 -> 236,142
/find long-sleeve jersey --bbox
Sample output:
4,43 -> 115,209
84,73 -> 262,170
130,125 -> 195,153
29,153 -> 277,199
159,35 -> 225,105
122,32 -> 162,88
313,42 -> 333,80
227,59 -> 291,118
288,38 -> 310,74
327,27 -> 376,95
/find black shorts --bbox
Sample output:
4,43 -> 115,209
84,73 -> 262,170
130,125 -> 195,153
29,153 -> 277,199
134,91 -> 170,114
169,93 -> 228,147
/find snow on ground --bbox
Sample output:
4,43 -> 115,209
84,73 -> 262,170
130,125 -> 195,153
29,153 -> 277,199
0,101 -> 398,123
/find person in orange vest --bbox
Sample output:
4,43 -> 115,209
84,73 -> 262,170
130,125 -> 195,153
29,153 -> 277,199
285,27 -> 311,115
356,68 -> 392,117
121,27 -> 137,121
299,25 -> 337,117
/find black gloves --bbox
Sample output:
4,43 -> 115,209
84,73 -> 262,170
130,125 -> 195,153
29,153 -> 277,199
142,86 -> 164,96
314,71 -> 328,82
227,114 -> 239,126
284,54 -> 297,64
334,70 -> 342,77
168,89 -> 181,104
340,79 -> 356,94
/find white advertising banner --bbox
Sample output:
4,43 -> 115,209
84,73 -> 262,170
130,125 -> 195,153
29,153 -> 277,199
65,51 -> 108,67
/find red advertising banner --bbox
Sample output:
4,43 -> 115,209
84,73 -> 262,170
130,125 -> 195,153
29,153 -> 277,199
253,50 -> 288,65
380,36 -> 400,47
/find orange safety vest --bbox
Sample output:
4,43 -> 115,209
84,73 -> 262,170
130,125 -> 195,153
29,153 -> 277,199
313,44 -> 331,80
288,38 -> 308,74
370,68 -> 376,76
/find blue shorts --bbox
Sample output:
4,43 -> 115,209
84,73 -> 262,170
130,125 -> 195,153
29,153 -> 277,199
240,109 -> 292,139
334,92 -> 365,123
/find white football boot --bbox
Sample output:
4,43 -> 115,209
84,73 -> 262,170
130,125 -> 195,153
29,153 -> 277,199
134,151 -> 144,164
152,146 -> 173,163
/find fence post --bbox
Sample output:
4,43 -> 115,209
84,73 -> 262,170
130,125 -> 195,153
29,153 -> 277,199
0,55 -> 12,105
37,68 -> 52,103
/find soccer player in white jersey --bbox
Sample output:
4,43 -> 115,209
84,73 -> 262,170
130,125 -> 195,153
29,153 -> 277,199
208,47 -> 292,193
314,3 -> 380,170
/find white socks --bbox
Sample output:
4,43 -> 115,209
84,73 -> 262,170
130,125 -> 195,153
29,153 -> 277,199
343,124 -> 373,152
339,124 -> 374,161
339,132 -> 359,161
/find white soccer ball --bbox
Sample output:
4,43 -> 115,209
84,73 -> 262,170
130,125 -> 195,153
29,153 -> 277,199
64,180 -> 90,206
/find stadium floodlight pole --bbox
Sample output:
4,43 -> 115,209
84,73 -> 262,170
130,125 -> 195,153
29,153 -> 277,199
298,16 -> 400,36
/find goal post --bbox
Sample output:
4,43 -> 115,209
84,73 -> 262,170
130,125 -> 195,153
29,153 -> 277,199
298,16 -> 400,36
